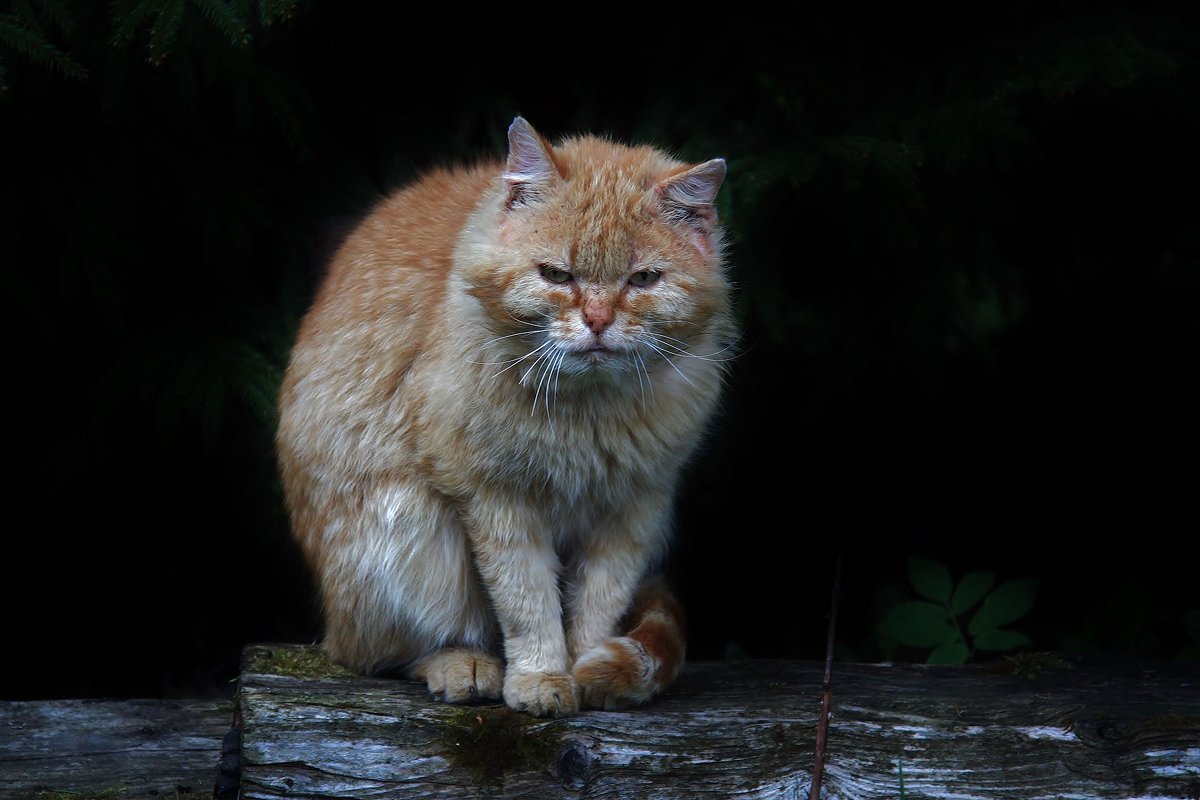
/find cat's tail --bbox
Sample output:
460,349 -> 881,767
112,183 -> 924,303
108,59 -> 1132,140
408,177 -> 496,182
572,576 -> 686,710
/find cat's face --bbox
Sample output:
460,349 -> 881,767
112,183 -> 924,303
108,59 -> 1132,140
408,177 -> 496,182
464,120 -> 731,396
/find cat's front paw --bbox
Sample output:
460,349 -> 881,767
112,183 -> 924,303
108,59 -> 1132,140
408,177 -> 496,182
408,648 -> 504,704
573,637 -> 658,710
503,670 -> 580,717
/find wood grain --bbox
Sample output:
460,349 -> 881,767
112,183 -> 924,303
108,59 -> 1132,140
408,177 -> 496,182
0,698 -> 232,798
238,644 -> 1200,799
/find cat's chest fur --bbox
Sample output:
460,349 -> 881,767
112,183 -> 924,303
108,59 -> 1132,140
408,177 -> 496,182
416,340 -> 718,509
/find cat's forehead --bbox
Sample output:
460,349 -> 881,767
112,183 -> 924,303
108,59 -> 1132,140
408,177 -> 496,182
556,137 -> 681,194
546,140 -> 681,278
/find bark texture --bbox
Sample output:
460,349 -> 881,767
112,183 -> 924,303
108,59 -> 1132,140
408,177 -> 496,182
237,644 -> 1200,799
0,698 -> 231,798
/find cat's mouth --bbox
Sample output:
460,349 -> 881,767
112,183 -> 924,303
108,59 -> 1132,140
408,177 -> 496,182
577,343 -> 616,363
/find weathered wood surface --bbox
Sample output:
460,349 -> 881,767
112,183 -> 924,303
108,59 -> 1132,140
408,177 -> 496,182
0,697 -> 232,798
239,643 -> 1200,799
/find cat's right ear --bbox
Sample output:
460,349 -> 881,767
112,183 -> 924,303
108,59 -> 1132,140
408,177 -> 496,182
656,158 -> 726,233
503,117 -> 561,210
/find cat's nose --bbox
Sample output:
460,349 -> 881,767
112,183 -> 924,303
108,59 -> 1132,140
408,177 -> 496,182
583,299 -> 615,334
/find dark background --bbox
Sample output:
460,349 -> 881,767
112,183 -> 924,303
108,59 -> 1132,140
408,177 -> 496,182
4,1 -> 1197,701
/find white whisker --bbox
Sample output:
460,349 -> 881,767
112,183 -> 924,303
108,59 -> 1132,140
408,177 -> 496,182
652,318 -> 704,331
487,327 -> 552,343
632,350 -> 651,413
531,349 -> 550,411
651,324 -> 743,348
470,328 -> 553,368
489,340 -> 552,379
551,348 -> 566,418
643,340 -> 701,391
531,345 -> 561,418
644,331 -> 741,362
513,342 -> 554,383
521,350 -> 548,386
504,311 -> 548,328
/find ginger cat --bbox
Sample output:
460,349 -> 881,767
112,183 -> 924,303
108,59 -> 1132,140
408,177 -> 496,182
276,118 -> 734,716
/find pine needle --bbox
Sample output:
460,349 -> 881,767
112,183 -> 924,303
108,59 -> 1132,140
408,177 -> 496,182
189,0 -> 250,48
146,0 -> 185,65
35,0 -> 78,35
110,0 -> 165,48
0,13 -> 87,80
257,0 -> 297,27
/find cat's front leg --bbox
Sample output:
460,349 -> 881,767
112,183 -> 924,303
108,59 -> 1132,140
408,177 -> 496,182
466,496 -> 578,717
565,493 -> 671,660
567,493 -> 682,710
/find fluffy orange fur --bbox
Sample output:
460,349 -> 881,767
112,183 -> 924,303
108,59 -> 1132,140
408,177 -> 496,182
276,118 -> 734,716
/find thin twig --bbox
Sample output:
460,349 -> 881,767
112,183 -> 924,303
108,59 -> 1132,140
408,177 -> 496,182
809,554 -> 844,800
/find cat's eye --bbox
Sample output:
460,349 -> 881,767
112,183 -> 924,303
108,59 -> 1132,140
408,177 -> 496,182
539,264 -> 573,284
628,270 -> 660,288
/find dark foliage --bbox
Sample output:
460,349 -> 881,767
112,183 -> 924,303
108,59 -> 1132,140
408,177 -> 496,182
4,0 -> 1197,699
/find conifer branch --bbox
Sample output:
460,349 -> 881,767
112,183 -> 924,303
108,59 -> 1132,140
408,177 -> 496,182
189,0 -> 250,48
146,0 -> 185,65
34,0 -> 77,35
112,0 -> 261,64
257,0 -> 296,27
110,0 -> 165,48
0,13 -> 87,80
11,0 -> 40,28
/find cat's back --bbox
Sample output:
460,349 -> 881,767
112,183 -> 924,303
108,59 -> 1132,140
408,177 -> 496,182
278,162 -> 497,468
284,162 -> 497,382
304,162 -> 498,336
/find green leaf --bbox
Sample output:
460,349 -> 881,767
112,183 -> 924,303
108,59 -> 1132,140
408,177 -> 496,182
927,639 -> 969,665
969,578 -> 1040,635
877,601 -> 957,648
1185,609 -> 1200,645
907,557 -> 953,603
973,628 -> 1031,652
951,570 -> 996,614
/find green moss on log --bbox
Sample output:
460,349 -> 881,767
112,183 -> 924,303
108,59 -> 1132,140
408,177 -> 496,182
1003,652 -> 1074,680
435,703 -> 562,787
242,644 -> 353,679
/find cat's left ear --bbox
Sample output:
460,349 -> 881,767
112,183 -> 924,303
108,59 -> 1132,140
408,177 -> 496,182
503,117 -> 562,209
656,158 -> 726,232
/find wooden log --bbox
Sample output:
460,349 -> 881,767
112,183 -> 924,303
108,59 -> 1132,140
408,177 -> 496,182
237,643 -> 1200,799
0,697 -> 232,799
